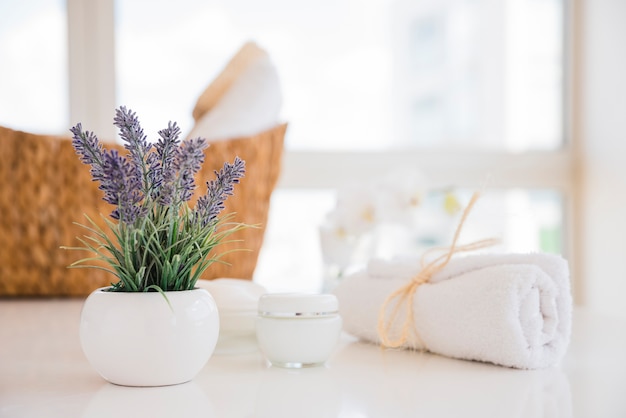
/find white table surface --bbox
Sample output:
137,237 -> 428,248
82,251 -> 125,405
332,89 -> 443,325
0,299 -> 625,418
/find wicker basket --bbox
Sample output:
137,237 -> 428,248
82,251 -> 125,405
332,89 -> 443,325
0,123 -> 285,297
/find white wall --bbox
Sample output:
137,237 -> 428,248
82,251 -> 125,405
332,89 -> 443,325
580,0 -> 626,318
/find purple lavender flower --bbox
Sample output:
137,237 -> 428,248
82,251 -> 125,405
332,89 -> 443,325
100,150 -> 144,224
70,115 -> 146,224
113,107 -> 152,192
194,157 -> 245,226
154,122 -> 181,205
156,122 -> 182,159
67,106 -> 249,293
146,152 -> 162,197
173,137 -> 207,203
70,124 -> 105,184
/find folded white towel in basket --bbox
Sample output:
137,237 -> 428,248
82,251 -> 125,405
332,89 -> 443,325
333,253 -> 572,369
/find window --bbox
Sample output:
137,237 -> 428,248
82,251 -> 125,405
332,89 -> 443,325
5,0 -> 572,294
392,0 -> 564,151
0,0 -> 68,134
116,0 -> 564,152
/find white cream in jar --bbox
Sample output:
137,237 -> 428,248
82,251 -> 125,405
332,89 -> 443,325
256,293 -> 342,368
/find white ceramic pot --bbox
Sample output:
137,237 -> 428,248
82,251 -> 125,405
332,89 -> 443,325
80,287 -> 219,387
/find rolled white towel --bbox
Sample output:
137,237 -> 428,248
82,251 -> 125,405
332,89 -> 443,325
333,253 -> 572,369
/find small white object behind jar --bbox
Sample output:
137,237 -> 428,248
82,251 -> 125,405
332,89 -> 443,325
197,278 -> 266,354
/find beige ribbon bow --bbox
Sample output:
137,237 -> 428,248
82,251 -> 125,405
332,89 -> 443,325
376,191 -> 499,349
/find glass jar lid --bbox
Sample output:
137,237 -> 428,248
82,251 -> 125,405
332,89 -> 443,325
258,293 -> 339,318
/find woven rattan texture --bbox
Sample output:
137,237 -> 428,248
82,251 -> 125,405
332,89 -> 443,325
0,124 -> 285,296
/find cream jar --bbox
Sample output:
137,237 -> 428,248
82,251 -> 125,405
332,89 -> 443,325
256,293 -> 342,368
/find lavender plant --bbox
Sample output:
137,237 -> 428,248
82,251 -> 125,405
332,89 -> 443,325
64,106 -> 246,292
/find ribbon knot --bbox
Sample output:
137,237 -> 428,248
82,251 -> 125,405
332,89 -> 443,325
376,191 -> 498,349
